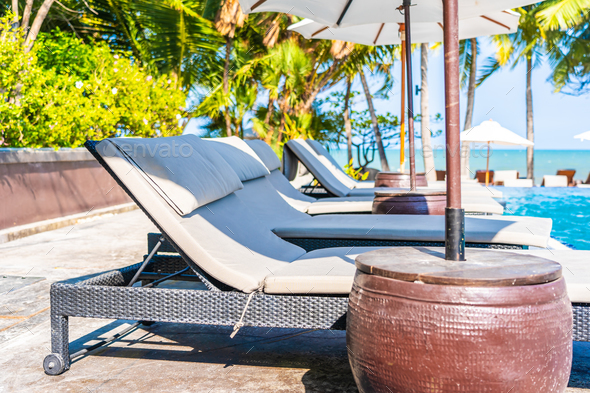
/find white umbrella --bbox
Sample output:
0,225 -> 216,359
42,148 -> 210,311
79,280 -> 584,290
574,131 -> 590,141
288,11 -> 519,176
240,0 -> 531,27
460,120 -> 534,186
288,11 -> 520,46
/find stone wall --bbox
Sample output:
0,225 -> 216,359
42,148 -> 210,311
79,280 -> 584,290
0,147 -> 131,230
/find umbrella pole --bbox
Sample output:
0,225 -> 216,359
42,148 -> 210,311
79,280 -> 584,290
443,0 -> 465,261
485,141 -> 490,186
400,33 -> 406,174
402,1 -> 416,190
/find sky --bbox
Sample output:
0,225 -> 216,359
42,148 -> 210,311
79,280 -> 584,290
340,37 -> 590,150
185,37 -> 590,150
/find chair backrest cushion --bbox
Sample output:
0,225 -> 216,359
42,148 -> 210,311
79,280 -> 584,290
245,139 -> 282,172
494,170 -> 518,183
95,135 -> 304,293
305,139 -> 359,189
100,135 -> 242,216
205,137 -> 270,182
285,139 -> 351,197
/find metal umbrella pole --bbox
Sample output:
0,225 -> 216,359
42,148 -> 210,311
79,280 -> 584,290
401,0 -> 417,190
443,0 -> 465,261
399,25 -> 406,174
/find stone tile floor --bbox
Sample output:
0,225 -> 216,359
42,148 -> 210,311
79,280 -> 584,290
0,210 -> 588,392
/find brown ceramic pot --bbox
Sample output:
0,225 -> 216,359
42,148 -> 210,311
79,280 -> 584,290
372,190 -> 447,215
375,172 -> 428,188
347,270 -> 573,393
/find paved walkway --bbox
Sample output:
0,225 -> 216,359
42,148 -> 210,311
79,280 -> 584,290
0,210 -> 589,392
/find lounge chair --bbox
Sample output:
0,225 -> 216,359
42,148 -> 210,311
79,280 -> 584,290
246,139 -> 504,215
475,170 -> 494,184
204,137 -> 547,249
42,136 -> 590,377
577,172 -> 590,188
284,139 -> 503,199
542,175 -> 569,187
557,169 -> 576,186
493,170 -> 518,185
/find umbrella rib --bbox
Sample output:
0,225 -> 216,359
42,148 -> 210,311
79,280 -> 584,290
479,15 -> 510,30
437,22 -> 444,31
373,23 -> 385,45
312,26 -> 329,37
336,0 -> 354,26
251,0 -> 267,11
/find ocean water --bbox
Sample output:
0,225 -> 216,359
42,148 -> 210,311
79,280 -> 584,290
500,187 -> 590,250
330,149 -> 590,185
328,148 -> 590,249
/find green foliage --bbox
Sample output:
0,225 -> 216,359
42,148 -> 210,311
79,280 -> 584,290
344,159 -> 369,181
0,17 -> 187,148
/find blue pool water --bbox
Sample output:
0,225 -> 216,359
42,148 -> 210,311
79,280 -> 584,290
500,187 -> 590,250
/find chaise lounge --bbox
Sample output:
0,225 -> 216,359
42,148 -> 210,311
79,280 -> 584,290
284,138 -> 504,199
246,139 -> 505,215
43,135 -> 590,377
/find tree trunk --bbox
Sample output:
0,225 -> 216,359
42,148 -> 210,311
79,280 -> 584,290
461,38 -> 477,179
359,69 -> 390,171
526,56 -> 534,180
223,35 -> 233,137
420,44 -> 436,182
12,0 -> 19,26
24,0 -> 55,52
343,76 -> 353,163
264,95 -> 275,144
21,0 -> 35,32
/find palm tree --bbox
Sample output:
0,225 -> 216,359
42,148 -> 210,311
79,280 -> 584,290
537,0 -> 590,94
420,43 -> 436,182
482,6 -> 546,180
459,38 -> 478,179
343,75 -> 353,162
214,0 -> 246,137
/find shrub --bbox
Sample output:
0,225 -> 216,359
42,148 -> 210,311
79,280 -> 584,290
0,16 -> 187,148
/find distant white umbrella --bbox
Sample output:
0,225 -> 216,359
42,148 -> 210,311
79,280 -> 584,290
461,120 -> 534,186
574,131 -> 590,141
288,11 -> 519,46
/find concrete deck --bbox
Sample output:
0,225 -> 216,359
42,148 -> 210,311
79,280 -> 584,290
1,209 -> 589,392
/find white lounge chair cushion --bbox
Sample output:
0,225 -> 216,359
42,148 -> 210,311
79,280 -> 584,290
101,136 -> 243,215
271,214 -> 552,248
264,247 -> 375,294
543,175 -> 568,187
267,170 -> 316,204
306,197 -> 374,215
306,195 -> 503,215
494,170 -> 519,182
97,136 -> 307,293
206,137 -> 270,182
286,139 -> 352,197
503,250 -> 590,303
246,139 -> 282,171
503,179 -> 534,187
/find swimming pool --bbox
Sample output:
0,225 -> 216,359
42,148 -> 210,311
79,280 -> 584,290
499,187 -> 590,250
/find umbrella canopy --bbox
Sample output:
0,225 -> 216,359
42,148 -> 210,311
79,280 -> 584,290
288,10 -> 519,46
461,120 -> 534,146
574,131 -> 590,141
240,0 -> 531,27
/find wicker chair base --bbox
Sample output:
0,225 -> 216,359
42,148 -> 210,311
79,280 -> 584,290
45,256 -> 347,376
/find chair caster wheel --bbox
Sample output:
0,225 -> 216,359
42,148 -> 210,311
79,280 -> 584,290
140,321 -> 156,326
44,353 -> 66,375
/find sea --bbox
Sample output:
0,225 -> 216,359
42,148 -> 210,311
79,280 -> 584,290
329,149 -> 590,250
329,149 -> 590,185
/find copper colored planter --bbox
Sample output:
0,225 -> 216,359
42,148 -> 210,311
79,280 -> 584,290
375,172 -> 428,188
347,249 -> 573,393
372,190 -> 446,215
